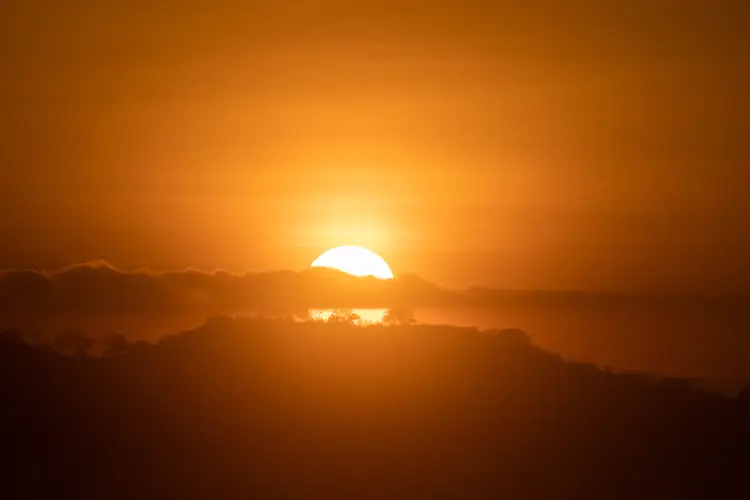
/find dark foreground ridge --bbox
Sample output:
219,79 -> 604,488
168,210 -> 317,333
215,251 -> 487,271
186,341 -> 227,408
2,317 -> 749,499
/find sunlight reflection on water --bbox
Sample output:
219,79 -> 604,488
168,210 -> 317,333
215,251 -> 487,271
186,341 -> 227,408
308,308 -> 389,325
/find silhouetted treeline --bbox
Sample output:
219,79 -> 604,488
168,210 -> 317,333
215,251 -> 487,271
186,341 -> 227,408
2,318 -> 749,499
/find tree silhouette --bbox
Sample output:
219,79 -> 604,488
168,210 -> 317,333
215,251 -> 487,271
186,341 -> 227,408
382,307 -> 416,326
53,330 -> 94,358
1,318 -> 748,500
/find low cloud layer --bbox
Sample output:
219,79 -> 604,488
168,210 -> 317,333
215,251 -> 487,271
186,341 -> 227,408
2,260 -> 747,316
0,260 -> 455,314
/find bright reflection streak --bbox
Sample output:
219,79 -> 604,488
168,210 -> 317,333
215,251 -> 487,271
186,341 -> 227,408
309,308 -> 388,325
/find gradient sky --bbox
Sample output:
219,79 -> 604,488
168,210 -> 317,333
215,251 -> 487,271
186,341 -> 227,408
1,1 -> 748,290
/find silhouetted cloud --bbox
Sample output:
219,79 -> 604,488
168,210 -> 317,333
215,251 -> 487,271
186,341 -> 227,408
0,261 -> 454,313
6,261 -> 747,316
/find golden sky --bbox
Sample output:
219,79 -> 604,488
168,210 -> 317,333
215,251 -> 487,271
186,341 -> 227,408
1,1 -> 748,290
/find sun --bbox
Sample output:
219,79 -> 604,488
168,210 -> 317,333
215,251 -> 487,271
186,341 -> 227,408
310,246 -> 394,279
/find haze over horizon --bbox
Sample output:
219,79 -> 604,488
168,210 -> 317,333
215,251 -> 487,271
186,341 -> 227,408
3,3 -> 750,499
2,1 -> 749,292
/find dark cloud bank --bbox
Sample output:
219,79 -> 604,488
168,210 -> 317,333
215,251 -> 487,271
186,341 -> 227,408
0,260 -> 449,313
2,260 -> 747,314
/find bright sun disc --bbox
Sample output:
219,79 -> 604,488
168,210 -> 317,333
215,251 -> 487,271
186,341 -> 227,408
311,246 -> 394,279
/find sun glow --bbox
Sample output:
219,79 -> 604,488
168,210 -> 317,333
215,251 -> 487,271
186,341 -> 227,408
309,308 -> 389,325
310,245 -> 394,279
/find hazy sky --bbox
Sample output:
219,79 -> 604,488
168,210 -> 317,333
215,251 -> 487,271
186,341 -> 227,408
1,1 -> 748,290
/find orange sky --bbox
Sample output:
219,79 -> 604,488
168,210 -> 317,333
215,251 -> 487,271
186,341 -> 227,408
1,1 -> 748,290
